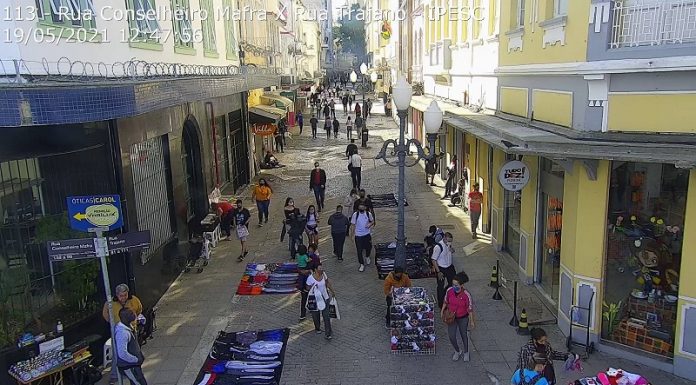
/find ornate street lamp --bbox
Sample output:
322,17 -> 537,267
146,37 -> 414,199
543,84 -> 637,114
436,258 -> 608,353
359,63 -> 368,102
376,79 -> 442,269
349,70 -> 357,83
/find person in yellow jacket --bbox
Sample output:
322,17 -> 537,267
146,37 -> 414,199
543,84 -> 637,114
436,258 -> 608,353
252,178 -> 273,227
383,266 -> 412,328
102,283 -> 143,384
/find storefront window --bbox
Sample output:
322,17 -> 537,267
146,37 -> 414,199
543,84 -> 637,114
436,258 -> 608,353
602,162 -> 688,358
538,159 -> 564,301
504,154 -> 522,262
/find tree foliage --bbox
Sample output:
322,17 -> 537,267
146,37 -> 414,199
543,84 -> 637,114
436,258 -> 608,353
335,4 -> 367,64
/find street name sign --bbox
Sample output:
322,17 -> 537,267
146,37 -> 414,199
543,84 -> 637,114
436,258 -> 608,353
67,195 -> 124,233
47,231 -> 151,262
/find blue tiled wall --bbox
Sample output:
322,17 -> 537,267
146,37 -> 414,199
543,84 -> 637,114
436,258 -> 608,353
0,75 -> 279,127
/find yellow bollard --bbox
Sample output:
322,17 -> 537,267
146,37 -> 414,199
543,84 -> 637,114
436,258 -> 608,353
517,308 -> 530,335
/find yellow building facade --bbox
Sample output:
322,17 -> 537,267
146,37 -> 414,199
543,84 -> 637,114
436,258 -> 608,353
415,0 -> 696,380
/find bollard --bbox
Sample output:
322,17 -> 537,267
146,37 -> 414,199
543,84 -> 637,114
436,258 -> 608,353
509,281 -> 519,327
492,260 -> 503,300
517,308 -> 530,335
489,264 -> 499,287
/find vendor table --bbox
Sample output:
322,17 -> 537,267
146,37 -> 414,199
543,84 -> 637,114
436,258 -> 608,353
201,214 -> 221,247
9,353 -> 91,385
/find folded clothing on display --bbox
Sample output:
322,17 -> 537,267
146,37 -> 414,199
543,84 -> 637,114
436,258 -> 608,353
370,193 -> 409,208
236,263 -> 299,295
194,328 -> 290,385
374,243 -> 435,280
390,287 -> 436,355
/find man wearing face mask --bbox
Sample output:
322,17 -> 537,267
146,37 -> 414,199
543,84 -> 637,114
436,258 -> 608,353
103,284 -> 143,384
431,232 -> 456,308
383,266 -> 412,328
232,200 -> 251,261
309,162 -> 327,212
350,202 -> 375,272
352,189 -> 375,216
115,308 -> 148,385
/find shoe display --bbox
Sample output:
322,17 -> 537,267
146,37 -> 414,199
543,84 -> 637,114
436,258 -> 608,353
358,264 -> 365,272
452,351 -> 461,361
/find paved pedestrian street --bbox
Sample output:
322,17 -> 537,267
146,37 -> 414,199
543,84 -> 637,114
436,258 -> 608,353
125,102 -> 690,385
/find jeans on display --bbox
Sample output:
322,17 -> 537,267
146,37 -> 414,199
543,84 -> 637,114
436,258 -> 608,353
312,186 -> 325,210
311,302 -> 332,336
256,200 -> 270,223
354,234 -> 372,265
447,315 -> 469,354
221,212 -> 234,237
350,167 -> 362,189
436,265 -> 456,308
119,366 -> 148,385
385,295 -> 393,325
331,232 -> 346,259
289,235 -> 303,259
470,210 -> 481,234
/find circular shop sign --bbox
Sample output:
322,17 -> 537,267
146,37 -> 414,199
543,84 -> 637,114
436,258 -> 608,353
498,160 -> 530,192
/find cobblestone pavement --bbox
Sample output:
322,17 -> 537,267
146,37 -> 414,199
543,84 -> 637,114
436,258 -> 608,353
118,100 -> 690,385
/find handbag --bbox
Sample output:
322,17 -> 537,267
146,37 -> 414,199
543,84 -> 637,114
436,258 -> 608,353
329,297 -> 340,320
236,225 -> 249,238
442,309 -> 456,325
306,285 -> 318,312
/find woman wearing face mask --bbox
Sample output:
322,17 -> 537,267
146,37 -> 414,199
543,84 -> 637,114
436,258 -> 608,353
517,328 -> 573,385
305,263 -> 336,339
441,272 -> 475,362
252,178 -> 272,227
305,205 -> 320,245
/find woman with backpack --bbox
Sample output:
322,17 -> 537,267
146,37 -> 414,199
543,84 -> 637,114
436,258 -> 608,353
440,272 -> 475,362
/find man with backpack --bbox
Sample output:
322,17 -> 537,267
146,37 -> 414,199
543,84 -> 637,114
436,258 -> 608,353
350,202 -> 374,272
431,232 -> 456,308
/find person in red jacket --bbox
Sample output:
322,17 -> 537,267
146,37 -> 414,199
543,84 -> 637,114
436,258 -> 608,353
214,200 -> 235,240
309,162 -> 327,212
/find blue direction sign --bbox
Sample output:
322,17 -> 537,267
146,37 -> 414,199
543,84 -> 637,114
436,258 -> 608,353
67,195 -> 124,232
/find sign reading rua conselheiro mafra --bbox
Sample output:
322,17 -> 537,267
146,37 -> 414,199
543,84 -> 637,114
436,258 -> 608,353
498,160 -> 530,192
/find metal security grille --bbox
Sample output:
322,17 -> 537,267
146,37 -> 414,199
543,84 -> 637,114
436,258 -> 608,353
130,137 -> 173,264
611,0 -> 696,48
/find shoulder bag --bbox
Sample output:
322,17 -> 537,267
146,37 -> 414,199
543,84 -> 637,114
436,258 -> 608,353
306,284 -> 318,312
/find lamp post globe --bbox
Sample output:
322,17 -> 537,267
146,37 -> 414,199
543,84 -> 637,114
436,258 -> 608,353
349,70 -> 357,83
360,62 -> 368,75
424,101 -> 443,134
392,77 -> 413,111
370,71 -> 378,83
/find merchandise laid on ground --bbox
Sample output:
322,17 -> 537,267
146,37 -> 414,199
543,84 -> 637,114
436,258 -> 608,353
369,193 -> 409,208
194,328 -> 290,385
236,263 -> 300,295
573,367 -> 653,385
374,243 -> 435,279
389,287 -> 435,355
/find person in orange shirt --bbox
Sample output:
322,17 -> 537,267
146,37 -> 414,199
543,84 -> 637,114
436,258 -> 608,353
252,178 -> 273,227
468,183 -> 484,239
383,266 -> 412,328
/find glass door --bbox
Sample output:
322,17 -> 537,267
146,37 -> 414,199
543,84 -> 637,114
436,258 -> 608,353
540,193 -> 562,300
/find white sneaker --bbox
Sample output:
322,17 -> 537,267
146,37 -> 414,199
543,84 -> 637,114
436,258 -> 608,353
358,264 -> 365,272
462,352 -> 470,362
365,257 -> 371,265
452,351 -> 461,361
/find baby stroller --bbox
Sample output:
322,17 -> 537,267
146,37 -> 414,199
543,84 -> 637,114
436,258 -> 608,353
185,233 -> 212,273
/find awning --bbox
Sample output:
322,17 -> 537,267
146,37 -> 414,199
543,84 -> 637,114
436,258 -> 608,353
249,105 -> 285,124
261,93 -> 294,112
410,95 -> 470,115
444,111 -> 696,172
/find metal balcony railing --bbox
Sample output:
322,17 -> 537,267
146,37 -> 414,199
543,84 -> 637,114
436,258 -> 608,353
610,0 -> 696,48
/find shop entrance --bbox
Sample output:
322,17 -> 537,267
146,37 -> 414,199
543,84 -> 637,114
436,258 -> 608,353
503,154 -> 522,263
182,118 -> 207,222
229,110 -> 250,191
536,158 -> 565,302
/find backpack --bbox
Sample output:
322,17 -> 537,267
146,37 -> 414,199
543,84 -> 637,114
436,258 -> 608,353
521,373 -> 544,385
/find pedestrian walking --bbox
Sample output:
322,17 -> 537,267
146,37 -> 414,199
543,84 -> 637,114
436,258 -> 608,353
361,125 -> 369,148
327,205 -> 349,261
348,94 -> 353,110
517,328 -> 573,385
251,178 -> 272,226
309,161 -> 326,211
232,200 -> 251,261
114,308 -> 148,385
330,99 -> 336,119
324,117 -> 332,140
348,151 -> 362,189
288,208 -> 306,259
214,200 -> 235,241
310,114 -> 318,139
431,232 -> 456,308
346,141 -> 358,159
346,116 -> 353,140
305,205 -> 320,245
281,197 -> 296,253
384,266 -> 412,328
297,244 -> 311,321
441,272 -> 475,362
366,98 -> 373,118
332,117 -> 340,139
342,94 -> 348,113
323,103 -> 330,120
424,225 -> 445,257
350,202 -> 374,272
354,102 -> 362,119
279,117 -> 288,146
306,263 -> 336,339
103,284 -> 143,385
362,100 -> 368,120
296,111 -> 304,135
354,115 -> 363,139
343,189 -> 358,216
425,155 -> 439,186
273,127 -> 284,153
468,183 -> 483,238
352,189 -> 375,221
443,156 -> 458,199
512,353 -> 551,385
